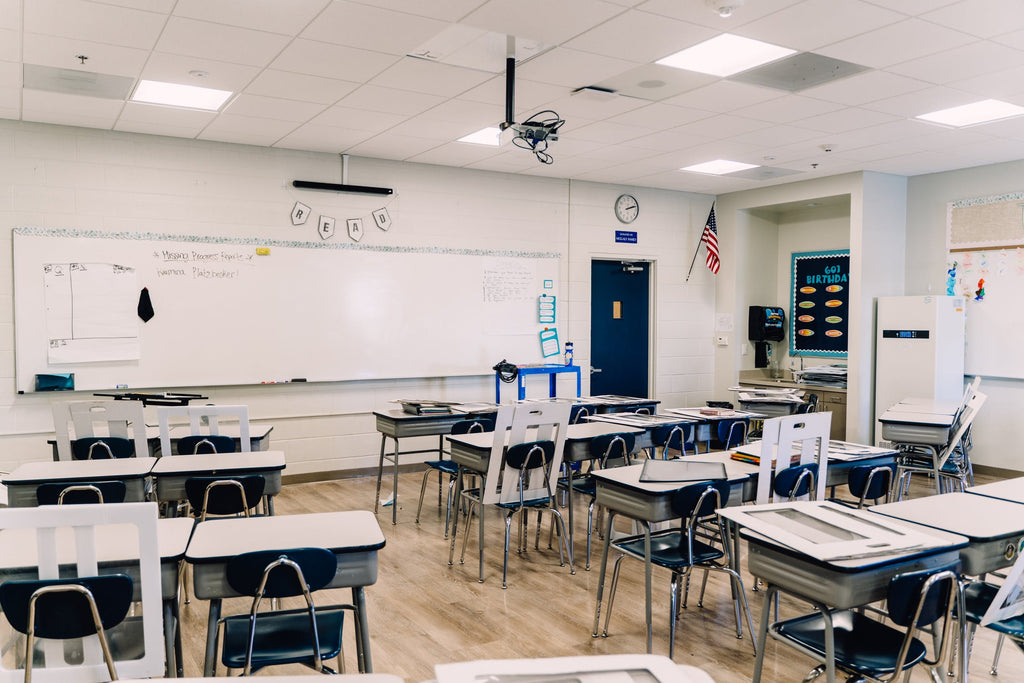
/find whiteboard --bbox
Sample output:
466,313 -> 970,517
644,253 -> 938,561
950,248 -> 1024,379
13,227 -> 560,392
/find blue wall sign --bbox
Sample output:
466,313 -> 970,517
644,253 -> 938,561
615,230 -> 638,244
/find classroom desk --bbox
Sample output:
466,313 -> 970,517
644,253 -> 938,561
446,422 -> 646,577
663,408 -> 764,450
372,409 -> 476,525
3,458 -> 155,507
167,423 -> 275,454
734,521 -> 966,683
878,407 -> 956,446
0,516 -> 194,678
582,395 -> 661,414
185,510 -> 385,677
583,412 -> 698,456
966,476 -> 1024,504
150,451 -> 287,515
589,461 -> 755,655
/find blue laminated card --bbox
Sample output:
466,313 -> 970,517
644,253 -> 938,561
539,328 -> 560,358
538,294 -> 556,323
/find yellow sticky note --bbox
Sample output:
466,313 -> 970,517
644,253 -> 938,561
256,247 -> 270,255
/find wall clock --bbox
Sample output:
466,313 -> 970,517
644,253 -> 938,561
615,194 -> 639,224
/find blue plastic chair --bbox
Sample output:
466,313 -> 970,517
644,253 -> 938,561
71,436 -> 135,460
716,418 -> 748,450
846,463 -> 896,507
185,475 -> 266,521
651,423 -> 697,459
219,548 -> 346,675
416,418 -> 495,537
599,480 -> 757,658
36,480 -> 127,505
774,462 -> 819,500
176,434 -> 237,455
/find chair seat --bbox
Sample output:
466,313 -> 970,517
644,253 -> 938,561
962,580 -> 1024,637
423,460 -> 459,475
496,496 -> 552,510
221,607 -> 344,670
774,609 -> 927,678
612,529 -> 724,568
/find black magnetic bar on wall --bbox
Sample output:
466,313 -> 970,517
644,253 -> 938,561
292,180 -> 393,195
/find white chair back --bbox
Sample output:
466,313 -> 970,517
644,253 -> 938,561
756,412 -> 832,504
52,400 -> 150,461
0,502 -> 164,682
158,404 -> 251,455
938,390 -> 986,469
482,402 -> 571,506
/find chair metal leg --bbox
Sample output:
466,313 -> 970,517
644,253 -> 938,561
990,632 -> 1006,675
586,499 -> 596,571
415,468 -> 433,525
669,571 -> 680,659
503,509 -> 515,589
602,553 -> 627,637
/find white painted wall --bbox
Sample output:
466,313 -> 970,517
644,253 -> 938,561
0,119 -> 716,476
907,161 -> 1024,472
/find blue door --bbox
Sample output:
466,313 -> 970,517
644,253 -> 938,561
590,260 -> 650,397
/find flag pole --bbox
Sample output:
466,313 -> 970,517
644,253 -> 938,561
685,204 -> 714,282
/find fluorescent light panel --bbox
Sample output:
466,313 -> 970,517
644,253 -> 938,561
916,99 -> 1024,127
657,34 -> 795,77
131,79 -> 233,111
457,126 -> 501,146
681,159 -> 759,175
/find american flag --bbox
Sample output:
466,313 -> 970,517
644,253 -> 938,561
701,205 -> 720,274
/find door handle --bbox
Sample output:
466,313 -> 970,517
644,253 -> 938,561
591,367 -> 603,374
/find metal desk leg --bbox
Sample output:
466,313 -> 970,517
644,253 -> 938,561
592,510 -> 617,636
374,434 -> 387,515
641,520 -> 653,654
448,465 -> 465,565
390,437 -> 400,525
162,599 -> 177,678
203,597 -> 222,677
352,585 -> 373,672
751,586 -> 777,683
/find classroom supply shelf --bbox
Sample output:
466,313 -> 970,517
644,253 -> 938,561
495,364 -> 581,402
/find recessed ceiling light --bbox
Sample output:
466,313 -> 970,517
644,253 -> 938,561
916,99 -> 1024,127
130,79 -> 232,111
656,34 -> 795,77
680,159 -> 759,175
457,127 -> 501,146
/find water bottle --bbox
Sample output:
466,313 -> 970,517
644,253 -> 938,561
564,341 -> 574,366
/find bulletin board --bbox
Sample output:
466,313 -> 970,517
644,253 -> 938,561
947,191 -> 1024,378
790,249 -> 850,357
13,227 -> 560,392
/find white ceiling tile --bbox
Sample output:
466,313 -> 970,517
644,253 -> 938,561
21,89 -> 122,128
636,0 -> 805,30
245,70 -> 358,105
993,29 -> 1024,50
345,0 -> 491,23
94,0 -> 176,11
0,61 -> 19,87
0,0 -> 21,30
173,0 -> 330,35
948,64 -> 1024,100
564,11 -> 714,63
369,58 -> 492,97
274,123 -> 375,153
863,85 -> 978,117
301,1 -> 450,55
114,117 -> 210,139
415,98 -> 498,123
859,0 -> 961,16
338,85 -> 446,117
821,118 -> 938,148
664,80 -> 783,112
271,39 -> 400,82
967,113 -> 1024,139
608,102 -> 712,128
730,123 -> 823,146
517,47 -> 635,89
117,101 -> 216,127
816,18 -> 976,68
23,34 -> 148,77
571,142 -> 660,163
568,120 -> 655,144
624,127 -> 713,151
461,0 -> 625,46
736,0 -> 905,52
734,95 -> 844,124
140,53 -> 259,92
346,132 -> 444,159
921,0 -> 1024,38
886,40 -> 1024,84
156,17 -> 291,67
0,28 -> 19,62
460,76 -> 566,111
387,115 -> 481,142
26,0 -> 165,50
595,63 -> 718,100
407,141 -> 505,166
797,107 -> 902,133
197,114 -> 299,146
225,94 -> 327,122
313,105 -> 408,133
800,70 -> 931,106
541,91 -> 648,120
674,113 -> 770,138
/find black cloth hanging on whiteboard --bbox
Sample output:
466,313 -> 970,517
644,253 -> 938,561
137,287 -> 155,322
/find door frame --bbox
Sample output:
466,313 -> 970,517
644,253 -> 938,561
588,257 -> 657,397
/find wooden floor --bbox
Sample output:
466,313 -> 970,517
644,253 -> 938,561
174,467 -> 1024,681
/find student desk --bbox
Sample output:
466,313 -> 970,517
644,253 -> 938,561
445,422 -> 646,576
150,450 -> 287,515
372,409 -> 476,525
583,395 -> 661,414
877,407 -> 956,447
0,516 -> 194,677
967,476 -> 1024,504
3,458 -> 155,506
664,408 -> 765,450
589,460 -> 756,654
583,412 -> 698,456
166,423 -> 275,454
733,522 -> 966,683
185,510 -> 385,676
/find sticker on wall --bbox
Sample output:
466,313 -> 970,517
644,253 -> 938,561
291,202 -> 311,226
347,218 -> 364,242
317,215 -> 336,240
372,208 -> 392,231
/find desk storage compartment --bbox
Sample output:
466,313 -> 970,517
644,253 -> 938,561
154,470 -> 282,501
192,550 -> 378,600
376,413 -> 463,438
595,484 -> 675,523
747,541 -> 960,609
880,420 -> 952,444
5,478 -> 148,507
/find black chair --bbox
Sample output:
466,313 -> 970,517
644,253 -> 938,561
774,462 -> 819,501
0,574 -> 135,683
71,436 -> 134,460
651,423 -> 697,459
795,394 -> 819,414
176,434 -> 237,455
561,432 -> 636,571
415,418 -> 494,537
184,475 -> 266,521
960,579 -> 1024,676
845,463 -> 896,507
219,547 -> 346,675
769,562 -> 961,683
569,404 -> 591,424
716,418 -> 748,450
598,480 -> 757,658
36,480 -> 127,505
